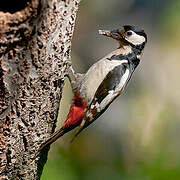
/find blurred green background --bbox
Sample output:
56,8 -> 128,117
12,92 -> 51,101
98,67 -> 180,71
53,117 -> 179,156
41,0 -> 180,179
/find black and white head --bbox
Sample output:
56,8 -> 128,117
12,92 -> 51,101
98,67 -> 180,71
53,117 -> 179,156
99,25 -> 147,50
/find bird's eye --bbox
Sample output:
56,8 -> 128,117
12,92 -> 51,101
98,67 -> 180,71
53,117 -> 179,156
126,31 -> 132,36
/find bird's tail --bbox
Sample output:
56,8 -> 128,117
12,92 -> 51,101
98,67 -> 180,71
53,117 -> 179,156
34,128 -> 65,159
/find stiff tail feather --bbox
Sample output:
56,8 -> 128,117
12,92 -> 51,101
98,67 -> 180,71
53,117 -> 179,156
34,128 -> 65,159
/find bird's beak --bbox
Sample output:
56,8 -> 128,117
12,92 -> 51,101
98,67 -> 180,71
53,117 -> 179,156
98,28 -> 124,40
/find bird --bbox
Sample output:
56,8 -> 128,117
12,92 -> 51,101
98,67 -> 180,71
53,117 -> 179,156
35,25 -> 147,158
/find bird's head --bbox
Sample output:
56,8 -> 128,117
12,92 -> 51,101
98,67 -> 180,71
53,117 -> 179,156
99,25 -> 147,50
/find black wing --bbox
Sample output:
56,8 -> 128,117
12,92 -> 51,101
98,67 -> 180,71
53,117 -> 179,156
72,62 -> 132,140
95,64 -> 127,104
87,63 -> 130,121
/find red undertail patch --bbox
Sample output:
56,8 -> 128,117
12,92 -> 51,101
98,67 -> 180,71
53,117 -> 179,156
62,92 -> 87,129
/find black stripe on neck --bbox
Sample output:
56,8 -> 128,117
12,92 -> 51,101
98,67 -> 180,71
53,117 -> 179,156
121,38 -> 146,53
132,42 -> 145,54
107,51 -> 140,69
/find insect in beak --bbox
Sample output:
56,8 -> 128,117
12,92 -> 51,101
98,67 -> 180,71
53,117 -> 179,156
99,28 -> 124,41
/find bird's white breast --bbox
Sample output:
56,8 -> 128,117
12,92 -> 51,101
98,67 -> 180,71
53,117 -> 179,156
80,57 -> 128,104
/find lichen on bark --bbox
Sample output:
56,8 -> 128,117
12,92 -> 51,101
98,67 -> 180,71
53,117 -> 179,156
0,0 -> 79,179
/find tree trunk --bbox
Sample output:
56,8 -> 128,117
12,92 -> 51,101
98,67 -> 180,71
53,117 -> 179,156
0,0 -> 79,179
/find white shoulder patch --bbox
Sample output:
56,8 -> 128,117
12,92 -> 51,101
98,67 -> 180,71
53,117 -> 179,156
116,68 -> 130,91
99,68 -> 130,111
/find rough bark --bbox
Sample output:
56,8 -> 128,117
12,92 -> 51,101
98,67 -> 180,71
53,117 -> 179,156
0,0 -> 79,179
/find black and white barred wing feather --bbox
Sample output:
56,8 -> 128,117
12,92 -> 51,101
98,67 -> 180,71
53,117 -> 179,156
72,61 -> 132,139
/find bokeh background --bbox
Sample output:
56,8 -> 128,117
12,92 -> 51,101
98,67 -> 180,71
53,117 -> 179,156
41,0 -> 180,179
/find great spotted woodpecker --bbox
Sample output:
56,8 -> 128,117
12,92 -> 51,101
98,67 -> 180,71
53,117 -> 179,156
35,25 -> 147,157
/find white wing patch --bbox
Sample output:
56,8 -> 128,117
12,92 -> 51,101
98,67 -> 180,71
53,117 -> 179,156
90,102 -> 100,112
99,68 -> 130,111
115,68 -> 130,91
86,110 -> 93,120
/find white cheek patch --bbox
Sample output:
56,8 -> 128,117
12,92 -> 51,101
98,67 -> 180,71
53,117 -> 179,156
126,31 -> 145,45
